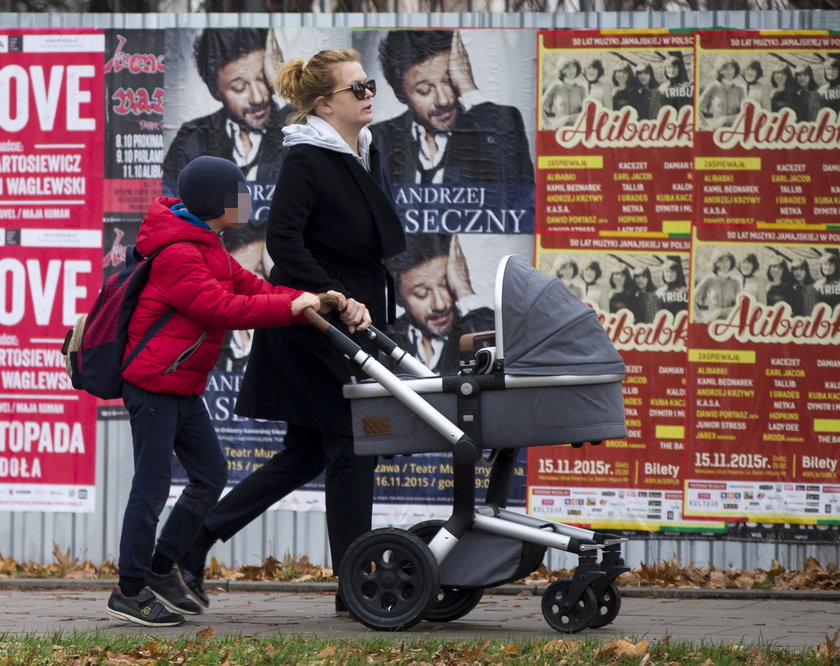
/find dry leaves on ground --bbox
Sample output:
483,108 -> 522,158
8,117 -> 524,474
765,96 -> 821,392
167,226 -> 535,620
0,547 -> 839,591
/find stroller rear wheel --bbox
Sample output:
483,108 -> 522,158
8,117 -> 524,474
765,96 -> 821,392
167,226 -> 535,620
339,528 -> 439,630
589,582 -> 622,628
408,520 -> 485,622
541,578 -> 597,633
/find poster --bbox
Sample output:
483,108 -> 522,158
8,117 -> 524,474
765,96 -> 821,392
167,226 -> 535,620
355,28 -> 536,236
529,30 -> 702,530
0,29 -> 104,511
686,30 -> 840,525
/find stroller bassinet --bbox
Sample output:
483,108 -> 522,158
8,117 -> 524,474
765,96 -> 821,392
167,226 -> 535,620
346,254 -> 626,454
307,255 -> 629,633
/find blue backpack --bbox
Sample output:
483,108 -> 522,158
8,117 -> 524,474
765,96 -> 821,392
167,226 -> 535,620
62,245 -> 176,399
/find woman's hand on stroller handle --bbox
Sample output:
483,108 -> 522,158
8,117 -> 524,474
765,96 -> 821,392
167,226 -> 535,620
339,297 -> 371,333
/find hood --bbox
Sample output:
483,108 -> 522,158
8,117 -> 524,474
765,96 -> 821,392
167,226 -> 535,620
135,196 -> 219,257
282,115 -> 372,158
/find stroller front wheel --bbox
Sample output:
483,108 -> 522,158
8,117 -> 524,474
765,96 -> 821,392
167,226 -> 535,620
339,528 -> 439,631
541,578 -> 597,633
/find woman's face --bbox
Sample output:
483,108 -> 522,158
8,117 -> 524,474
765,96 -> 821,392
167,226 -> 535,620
720,63 -> 737,81
715,256 -> 733,274
773,70 -> 788,87
558,263 -> 575,280
664,60 -> 679,81
663,264 -> 679,285
792,264 -> 807,283
825,62 -> 840,85
562,63 -> 578,80
739,258 -> 755,277
585,65 -> 599,82
744,66 -> 758,83
614,68 -> 628,85
821,256 -> 838,279
583,266 -> 597,283
633,272 -> 649,288
612,271 -> 625,288
769,263 -> 783,281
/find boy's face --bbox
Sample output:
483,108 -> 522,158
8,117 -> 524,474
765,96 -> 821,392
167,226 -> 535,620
221,188 -> 252,229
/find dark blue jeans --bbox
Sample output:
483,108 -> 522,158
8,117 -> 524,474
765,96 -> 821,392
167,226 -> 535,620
119,382 -> 227,580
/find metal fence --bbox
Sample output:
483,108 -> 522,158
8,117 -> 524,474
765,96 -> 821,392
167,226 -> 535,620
1,9 -> 839,573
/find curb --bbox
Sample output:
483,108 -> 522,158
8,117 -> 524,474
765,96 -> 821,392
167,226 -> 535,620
1,578 -> 838,600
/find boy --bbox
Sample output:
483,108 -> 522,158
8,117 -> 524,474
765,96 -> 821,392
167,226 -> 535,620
106,156 -> 360,626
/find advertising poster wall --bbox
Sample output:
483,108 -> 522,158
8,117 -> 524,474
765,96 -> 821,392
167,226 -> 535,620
530,30 -> 703,530
0,29 -> 104,511
686,30 -> 840,525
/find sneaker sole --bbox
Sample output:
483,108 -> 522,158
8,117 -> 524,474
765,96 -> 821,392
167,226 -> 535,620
183,584 -> 210,609
148,587 -> 202,615
106,607 -> 184,627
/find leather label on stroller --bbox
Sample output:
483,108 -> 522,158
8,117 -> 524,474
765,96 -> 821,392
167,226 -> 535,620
362,417 -> 391,436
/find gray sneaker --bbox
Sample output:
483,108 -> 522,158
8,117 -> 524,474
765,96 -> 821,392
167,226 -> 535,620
146,567 -> 203,615
107,586 -> 185,627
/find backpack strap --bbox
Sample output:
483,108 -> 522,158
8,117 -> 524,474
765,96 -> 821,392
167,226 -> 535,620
119,306 -> 177,372
118,241 -> 192,372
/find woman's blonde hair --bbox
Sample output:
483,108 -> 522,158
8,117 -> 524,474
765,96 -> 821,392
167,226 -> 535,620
275,48 -> 362,125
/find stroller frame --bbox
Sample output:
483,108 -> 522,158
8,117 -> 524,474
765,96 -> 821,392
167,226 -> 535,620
307,256 -> 630,632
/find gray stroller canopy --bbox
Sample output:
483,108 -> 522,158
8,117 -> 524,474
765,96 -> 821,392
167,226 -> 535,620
496,255 -> 626,377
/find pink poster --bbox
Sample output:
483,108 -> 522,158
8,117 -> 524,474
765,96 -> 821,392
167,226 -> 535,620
0,29 -> 104,511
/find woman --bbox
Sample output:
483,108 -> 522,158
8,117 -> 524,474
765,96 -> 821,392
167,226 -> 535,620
655,257 -> 688,316
181,49 -> 405,612
658,53 -> 693,112
699,57 -> 745,130
790,259 -> 818,316
611,63 -> 640,112
742,59 -> 767,109
556,259 -> 585,299
634,63 -> 664,120
793,64 -> 821,122
815,251 -> 840,309
583,59 -> 612,109
542,58 -> 586,128
818,56 -> 840,114
738,252 -> 766,305
769,64 -> 798,114
765,257 -> 794,308
581,260 -> 608,311
694,248 -> 739,322
608,266 -> 641,321
632,266 -> 659,323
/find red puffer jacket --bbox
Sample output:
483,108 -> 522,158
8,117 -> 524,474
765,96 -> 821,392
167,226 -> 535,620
122,196 -> 309,396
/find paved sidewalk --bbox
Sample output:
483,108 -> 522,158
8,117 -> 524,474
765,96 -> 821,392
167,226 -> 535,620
0,583 -> 838,649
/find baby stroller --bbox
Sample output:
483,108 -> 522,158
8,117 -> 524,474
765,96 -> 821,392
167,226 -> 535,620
306,255 -> 629,632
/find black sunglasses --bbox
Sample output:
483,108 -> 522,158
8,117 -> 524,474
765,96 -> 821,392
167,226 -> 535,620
330,79 -> 376,100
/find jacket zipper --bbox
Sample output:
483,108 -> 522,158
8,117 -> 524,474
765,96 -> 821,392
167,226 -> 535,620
163,332 -> 207,374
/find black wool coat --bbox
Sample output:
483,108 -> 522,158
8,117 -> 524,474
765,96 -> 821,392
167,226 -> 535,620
235,142 -> 405,435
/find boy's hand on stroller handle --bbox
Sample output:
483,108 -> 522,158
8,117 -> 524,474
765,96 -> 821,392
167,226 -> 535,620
291,292 -> 321,316
317,290 -> 346,313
